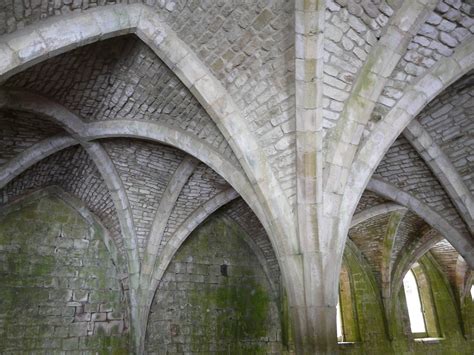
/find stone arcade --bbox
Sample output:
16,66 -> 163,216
0,0 -> 473,353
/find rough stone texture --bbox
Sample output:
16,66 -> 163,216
5,35 -> 240,168
146,215 -> 282,354
373,0 -> 474,120
324,0 -> 395,131
154,1 -> 297,204
0,0 -> 115,35
341,241 -> 473,353
0,1 -> 473,353
374,135 -> 469,235
0,146 -> 125,263
158,163 -> 230,255
103,139 -> 185,258
222,198 -> 280,286
0,110 -> 63,165
355,190 -> 390,214
417,71 -> 474,191
429,239 -> 460,289
390,212 -> 429,271
2,1 -> 297,205
349,211 -> 392,284
0,193 -> 128,353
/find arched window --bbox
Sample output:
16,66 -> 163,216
403,269 -> 426,334
403,264 -> 439,338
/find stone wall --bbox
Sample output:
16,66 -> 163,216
0,190 -> 129,353
146,214 -> 283,354
340,245 -> 474,354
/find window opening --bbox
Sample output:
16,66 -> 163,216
337,300 -> 343,342
403,269 -> 426,334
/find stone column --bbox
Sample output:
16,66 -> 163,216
294,0 -> 340,352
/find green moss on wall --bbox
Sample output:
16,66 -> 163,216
146,215 -> 282,353
339,247 -> 474,354
0,192 -> 129,353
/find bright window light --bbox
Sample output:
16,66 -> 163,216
336,300 -> 343,341
403,269 -> 426,333
471,285 -> 474,301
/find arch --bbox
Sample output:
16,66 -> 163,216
0,90 -> 286,271
381,210 -> 407,306
0,90 -> 294,345
139,188 -> 239,351
141,156 -> 199,284
0,90 -> 142,350
350,203 -> 407,228
391,231 -> 443,301
0,185 -> 121,266
0,88 -> 293,352
81,121 -> 288,265
340,38 -> 474,247
343,238 -> 389,339
326,0 -> 437,177
0,134 -> 78,188
0,3 -> 297,261
367,178 -> 474,267
150,189 -> 239,293
404,120 -> 474,232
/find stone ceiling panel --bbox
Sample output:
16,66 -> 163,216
323,0 -> 396,131
222,198 -> 280,284
417,72 -> 474,192
0,146 -> 125,260
0,110 -> 63,164
374,135 -> 469,234
354,190 -> 390,215
348,211 -> 392,284
5,35 -> 240,168
103,138 -> 186,259
158,163 -> 231,256
155,0 -> 297,205
390,211 -> 429,272
430,239 -> 461,288
373,0 -> 473,122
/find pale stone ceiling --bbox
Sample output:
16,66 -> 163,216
0,0 -> 472,352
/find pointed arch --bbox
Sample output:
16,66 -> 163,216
404,120 -> 474,232
0,185 -> 121,265
0,3 -> 297,261
367,178 -> 474,267
340,39 -> 474,248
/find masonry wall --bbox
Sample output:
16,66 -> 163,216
0,192 -> 129,353
145,215 -> 283,354
340,250 -> 474,354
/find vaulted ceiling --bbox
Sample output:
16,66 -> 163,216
0,0 -> 472,345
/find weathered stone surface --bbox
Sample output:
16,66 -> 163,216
146,216 -> 282,354
0,193 -> 128,353
0,146 -> 126,263
0,2 -> 473,354
0,111 -> 63,165
374,136 -> 468,234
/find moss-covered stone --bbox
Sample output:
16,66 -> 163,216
0,193 -> 129,353
339,247 -> 474,354
145,215 -> 282,353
